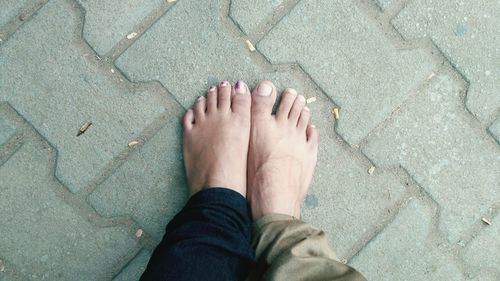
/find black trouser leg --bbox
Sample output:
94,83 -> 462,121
140,188 -> 255,281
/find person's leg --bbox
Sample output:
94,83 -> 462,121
246,81 -> 366,281
141,81 -> 254,281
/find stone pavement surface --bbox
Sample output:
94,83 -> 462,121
0,0 -> 498,280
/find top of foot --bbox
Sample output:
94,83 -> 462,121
182,80 -> 251,197
247,80 -> 319,220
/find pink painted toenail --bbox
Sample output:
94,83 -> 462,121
197,96 -> 205,101
209,86 -> 216,91
235,80 -> 247,94
257,83 -> 272,96
220,81 -> 228,87
304,106 -> 310,111
310,124 -> 316,128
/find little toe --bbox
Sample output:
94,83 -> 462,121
218,81 -> 232,111
231,80 -> 251,116
183,109 -> 194,130
276,88 -> 298,121
288,94 -> 306,123
251,80 -> 277,118
206,85 -> 218,113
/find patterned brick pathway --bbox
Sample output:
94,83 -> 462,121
0,0 -> 498,280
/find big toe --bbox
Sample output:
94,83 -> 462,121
231,80 -> 251,116
251,80 -> 276,118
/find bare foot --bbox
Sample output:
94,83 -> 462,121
247,81 -> 319,220
183,80 -> 251,197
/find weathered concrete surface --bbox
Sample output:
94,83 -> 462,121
0,0 -> 168,192
392,0 -> 500,123
230,0 -> 285,34
89,119 -> 187,241
113,250 -> 151,281
363,70 -> 500,243
463,215 -> 500,278
351,199 -> 465,280
0,103 -> 138,281
76,0 -> 166,55
257,0 -> 437,145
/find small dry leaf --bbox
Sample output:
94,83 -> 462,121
0,259 -> 4,272
332,108 -> 340,119
77,121 -> 92,136
306,97 -> 317,104
481,217 -> 491,225
245,40 -> 256,52
166,0 -> 176,2
427,72 -> 436,80
128,140 -> 140,147
110,69 -> 115,73
127,32 -> 138,40
368,166 -> 375,175
135,229 -> 144,238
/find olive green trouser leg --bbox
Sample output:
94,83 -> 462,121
247,214 -> 367,281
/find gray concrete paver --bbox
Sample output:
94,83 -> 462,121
76,0 -> 165,55
464,215 -> 500,275
0,0 -> 32,26
350,199 -> 465,280
230,0 -> 285,34
257,0 -> 437,145
0,103 -> 138,281
89,118 -> 188,241
392,0 -> 500,123
363,70 -> 500,242
113,250 -> 152,281
489,117 -> 500,144
0,0 -> 169,192
0,116 -> 14,146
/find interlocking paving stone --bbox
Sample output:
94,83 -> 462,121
363,71 -> 500,242
76,0 -> 165,55
117,0 -> 273,108
0,0 -> 168,192
350,199 -> 465,280
464,215 -> 500,274
113,250 -> 151,281
257,0 -> 436,145
89,119 -> 188,241
0,117 -> 15,146
375,0 -> 393,11
0,103 -> 138,281
302,136 -> 406,258
0,0 -> 32,26
489,118 -> 500,144
230,0 -> 285,34
392,0 -> 500,123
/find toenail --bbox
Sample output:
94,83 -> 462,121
298,95 -> 306,102
257,82 -> 273,96
304,106 -> 310,111
220,81 -> 229,87
310,124 -> 316,128
286,88 -> 298,96
209,86 -> 216,92
235,80 -> 247,94
197,96 -> 205,101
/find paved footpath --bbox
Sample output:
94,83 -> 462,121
0,0 -> 498,280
